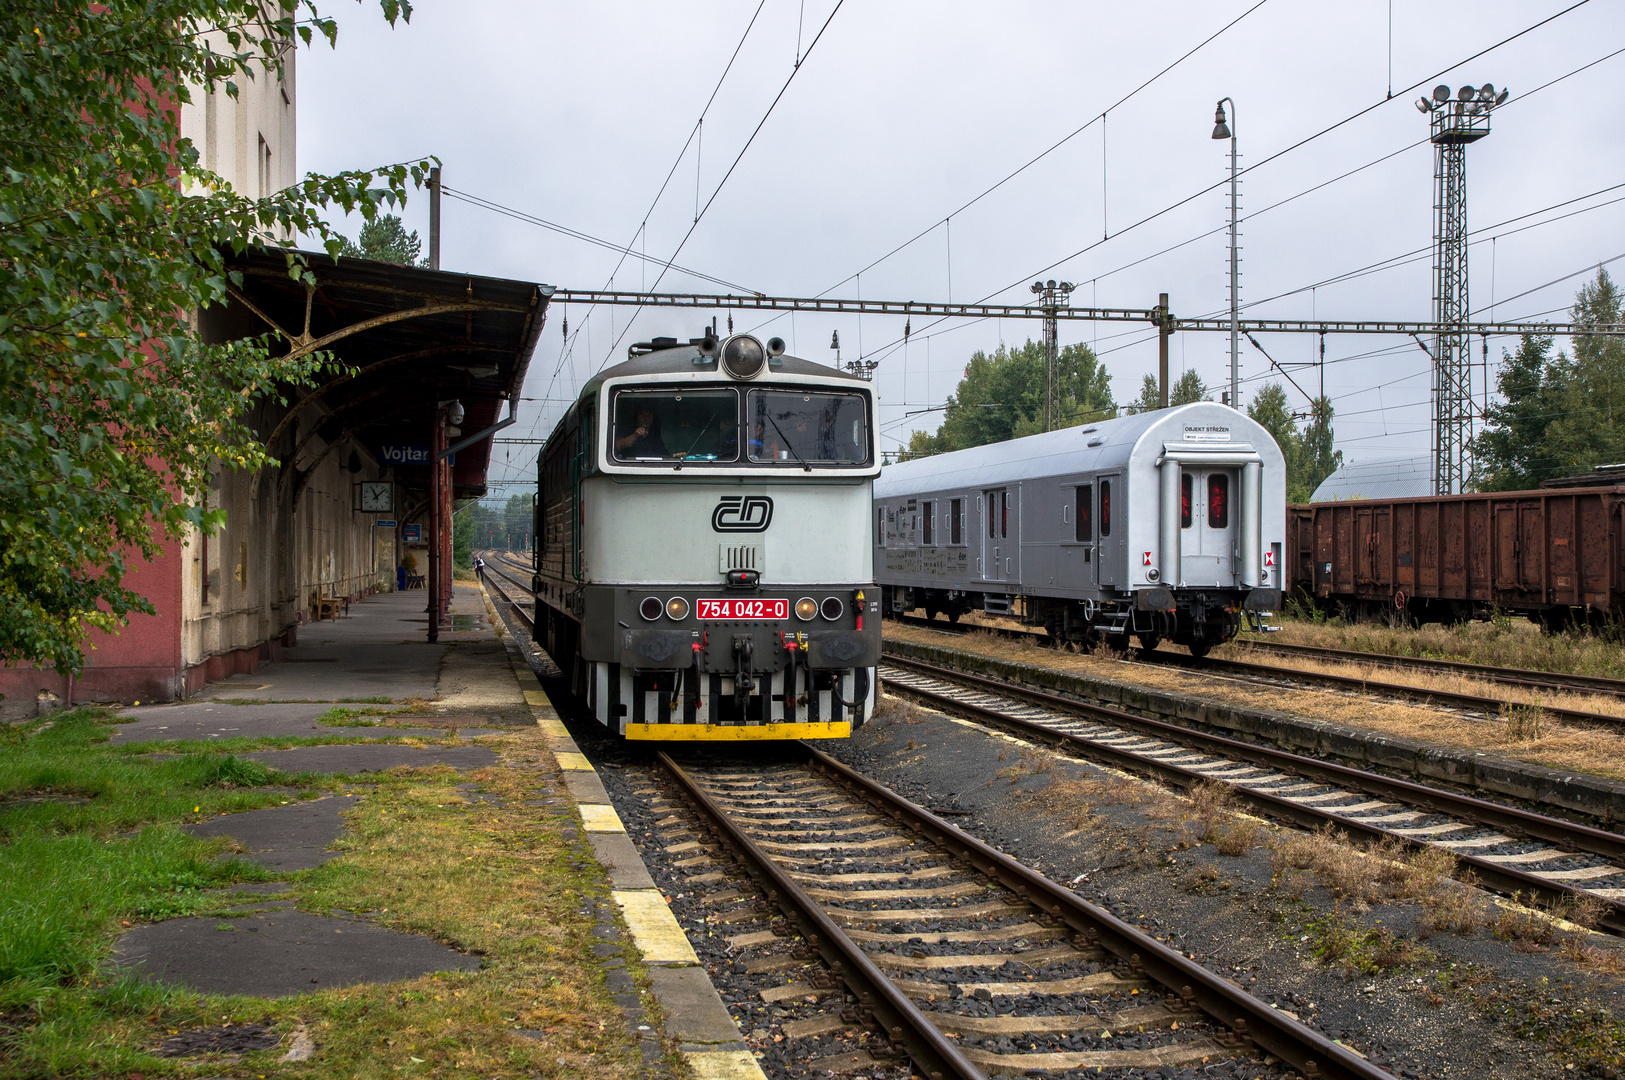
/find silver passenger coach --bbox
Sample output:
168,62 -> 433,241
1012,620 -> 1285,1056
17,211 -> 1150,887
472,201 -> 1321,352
875,402 -> 1286,654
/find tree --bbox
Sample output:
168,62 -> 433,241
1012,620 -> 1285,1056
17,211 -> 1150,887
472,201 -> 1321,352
0,1 -> 431,674
1245,383 -> 1342,502
337,214 -> 425,266
453,503 -> 475,569
1474,270 -> 1625,490
1126,369 -> 1208,413
504,493 -> 533,550
903,340 -> 1113,457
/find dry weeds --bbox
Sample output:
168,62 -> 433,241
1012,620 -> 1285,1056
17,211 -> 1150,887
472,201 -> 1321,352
884,619 -> 1625,781
1237,613 -> 1625,681
1270,824 -> 1484,937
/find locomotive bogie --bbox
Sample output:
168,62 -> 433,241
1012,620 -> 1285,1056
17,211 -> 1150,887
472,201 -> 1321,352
876,402 -> 1287,652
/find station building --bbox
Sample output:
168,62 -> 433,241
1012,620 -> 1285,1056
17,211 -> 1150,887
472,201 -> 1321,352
0,40 -> 551,718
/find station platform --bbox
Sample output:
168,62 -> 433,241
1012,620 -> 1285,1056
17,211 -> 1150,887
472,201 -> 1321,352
101,580 -> 757,1078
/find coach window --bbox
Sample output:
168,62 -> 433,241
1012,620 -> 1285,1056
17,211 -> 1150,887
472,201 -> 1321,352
1181,472 -> 1193,528
747,390 -> 870,465
1099,479 -> 1112,537
922,501 -> 935,545
1207,474 -> 1230,529
949,498 -> 964,545
877,506 -> 887,547
611,388 -> 738,464
1074,485 -> 1092,542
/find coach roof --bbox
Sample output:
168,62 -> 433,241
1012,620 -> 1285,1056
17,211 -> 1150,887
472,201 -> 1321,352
875,401 -> 1280,496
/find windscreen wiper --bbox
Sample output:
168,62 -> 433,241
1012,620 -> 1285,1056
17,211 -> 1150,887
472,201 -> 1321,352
767,415 -> 813,472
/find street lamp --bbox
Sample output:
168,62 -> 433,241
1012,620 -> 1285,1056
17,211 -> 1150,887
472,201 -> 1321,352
1212,97 -> 1239,410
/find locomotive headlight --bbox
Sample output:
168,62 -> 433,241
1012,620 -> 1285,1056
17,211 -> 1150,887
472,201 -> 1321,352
1146,567 -> 1160,581
639,596 -> 663,621
721,334 -> 767,380
665,597 -> 690,620
795,597 -> 818,621
820,596 -> 844,621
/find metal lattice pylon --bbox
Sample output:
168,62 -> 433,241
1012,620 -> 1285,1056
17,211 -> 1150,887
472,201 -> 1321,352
1427,88 -> 1494,494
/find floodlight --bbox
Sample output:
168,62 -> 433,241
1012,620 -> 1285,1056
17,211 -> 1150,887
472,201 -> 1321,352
1494,89 -> 1509,105
1480,83 -> 1496,99
1047,279 -> 1057,289
1433,84 -> 1451,103
1031,282 -> 1044,294
1416,97 -> 1432,113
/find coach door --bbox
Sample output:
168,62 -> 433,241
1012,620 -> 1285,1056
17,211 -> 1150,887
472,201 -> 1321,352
1096,474 -> 1124,587
1180,467 -> 1236,586
981,487 -> 1017,582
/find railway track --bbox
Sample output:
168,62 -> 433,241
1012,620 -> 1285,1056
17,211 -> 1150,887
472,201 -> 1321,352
878,652 -> 1625,935
648,746 -> 1390,1080
893,615 -> 1625,732
478,554 -> 536,631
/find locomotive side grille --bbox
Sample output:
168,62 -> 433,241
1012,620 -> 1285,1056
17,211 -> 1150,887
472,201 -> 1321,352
719,543 -> 765,574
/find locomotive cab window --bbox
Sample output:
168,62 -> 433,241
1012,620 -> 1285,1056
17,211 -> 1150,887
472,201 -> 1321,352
1074,485 -> 1092,542
611,388 -> 738,463
746,390 -> 869,465
1207,474 -> 1230,529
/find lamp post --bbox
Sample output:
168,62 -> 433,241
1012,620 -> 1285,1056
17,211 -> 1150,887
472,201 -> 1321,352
1212,98 -> 1239,410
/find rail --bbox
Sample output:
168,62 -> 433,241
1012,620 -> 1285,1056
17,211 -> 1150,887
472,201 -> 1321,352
880,651 -> 1625,935
659,746 -> 1392,1080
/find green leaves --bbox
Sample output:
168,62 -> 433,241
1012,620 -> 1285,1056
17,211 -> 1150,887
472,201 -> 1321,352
904,340 -> 1116,457
1,0 -> 429,674
1475,270 -> 1625,491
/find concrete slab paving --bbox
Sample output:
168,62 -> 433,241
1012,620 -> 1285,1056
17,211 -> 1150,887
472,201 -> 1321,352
116,909 -> 480,997
239,743 -> 498,774
184,796 -> 359,872
108,701 -> 448,744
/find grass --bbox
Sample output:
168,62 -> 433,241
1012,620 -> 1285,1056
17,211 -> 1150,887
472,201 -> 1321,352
0,709 -> 305,991
0,715 -> 659,1079
1305,907 -> 1433,975
884,618 -> 1625,782
1235,610 -> 1625,681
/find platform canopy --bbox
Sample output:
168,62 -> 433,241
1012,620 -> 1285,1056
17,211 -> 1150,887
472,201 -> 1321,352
209,247 -> 552,499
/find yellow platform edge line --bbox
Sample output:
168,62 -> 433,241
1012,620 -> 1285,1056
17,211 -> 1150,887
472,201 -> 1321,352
611,889 -> 700,965
684,1049 -> 769,1080
578,803 -> 626,833
622,721 -> 851,742
554,751 -> 594,771
537,718 -> 569,738
523,690 -> 551,706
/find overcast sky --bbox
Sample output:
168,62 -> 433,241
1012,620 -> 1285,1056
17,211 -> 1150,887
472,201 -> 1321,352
297,0 -> 1625,494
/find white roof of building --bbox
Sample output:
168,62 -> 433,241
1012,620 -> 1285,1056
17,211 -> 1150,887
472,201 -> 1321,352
1309,454 -> 1433,502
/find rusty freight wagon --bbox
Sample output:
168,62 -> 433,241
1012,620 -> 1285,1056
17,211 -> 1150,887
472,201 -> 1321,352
1286,485 -> 1625,630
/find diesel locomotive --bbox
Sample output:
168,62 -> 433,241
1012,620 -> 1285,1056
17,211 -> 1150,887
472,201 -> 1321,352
875,401 -> 1286,654
533,333 -> 880,740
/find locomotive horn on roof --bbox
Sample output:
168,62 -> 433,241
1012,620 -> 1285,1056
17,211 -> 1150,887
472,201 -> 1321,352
721,334 -> 767,380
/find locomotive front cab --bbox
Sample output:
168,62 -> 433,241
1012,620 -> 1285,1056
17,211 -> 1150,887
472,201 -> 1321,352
543,334 -> 882,740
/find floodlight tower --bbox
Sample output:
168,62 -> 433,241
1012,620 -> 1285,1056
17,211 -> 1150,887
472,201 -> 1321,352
1031,279 -> 1075,431
1417,81 -> 1507,494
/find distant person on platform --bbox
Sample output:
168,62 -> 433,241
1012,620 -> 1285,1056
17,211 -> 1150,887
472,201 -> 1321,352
473,556 -> 485,575
615,406 -> 665,458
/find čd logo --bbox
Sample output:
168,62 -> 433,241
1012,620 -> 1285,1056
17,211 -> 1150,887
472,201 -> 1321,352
712,496 -> 774,533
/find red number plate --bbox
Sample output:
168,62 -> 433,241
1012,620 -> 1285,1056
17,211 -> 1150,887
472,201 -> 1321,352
697,598 -> 789,620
